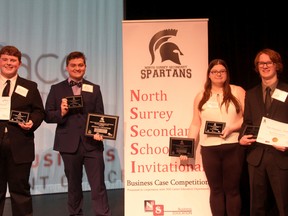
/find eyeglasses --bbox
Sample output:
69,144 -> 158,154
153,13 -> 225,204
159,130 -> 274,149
258,61 -> 274,67
210,69 -> 226,75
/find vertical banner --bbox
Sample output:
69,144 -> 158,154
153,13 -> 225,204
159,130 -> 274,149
123,19 -> 211,215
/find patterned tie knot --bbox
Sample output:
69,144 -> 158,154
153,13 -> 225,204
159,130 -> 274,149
69,80 -> 82,88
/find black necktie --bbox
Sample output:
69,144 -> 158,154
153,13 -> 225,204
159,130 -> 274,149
69,80 -> 82,88
265,87 -> 271,112
2,80 -> 11,96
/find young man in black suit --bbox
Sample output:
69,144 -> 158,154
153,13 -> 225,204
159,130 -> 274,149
45,51 -> 111,216
0,45 -> 45,216
239,48 -> 288,215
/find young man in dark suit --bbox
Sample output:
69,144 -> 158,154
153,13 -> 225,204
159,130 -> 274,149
45,51 -> 111,216
239,48 -> 288,216
0,45 -> 45,216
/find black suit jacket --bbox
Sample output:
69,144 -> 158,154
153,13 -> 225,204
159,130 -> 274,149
0,76 -> 45,164
240,81 -> 288,168
44,79 -> 104,153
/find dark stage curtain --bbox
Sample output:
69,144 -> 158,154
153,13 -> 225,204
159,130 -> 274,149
124,1 -> 288,90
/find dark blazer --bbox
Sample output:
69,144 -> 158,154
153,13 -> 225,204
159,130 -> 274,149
240,81 -> 288,168
0,76 -> 45,164
44,79 -> 104,153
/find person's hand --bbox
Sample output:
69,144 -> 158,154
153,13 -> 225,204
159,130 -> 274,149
61,98 -> 69,116
93,133 -> 103,141
239,134 -> 256,145
19,120 -> 33,130
273,145 -> 287,152
220,126 -> 231,139
179,155 -> 190,165
179,155 -> 188,161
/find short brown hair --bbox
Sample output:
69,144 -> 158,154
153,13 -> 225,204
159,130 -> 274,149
66,51 -> 86,66
0,45 -> 22,62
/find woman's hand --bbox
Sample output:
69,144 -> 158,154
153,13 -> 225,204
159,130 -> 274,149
179,155 -> 188,161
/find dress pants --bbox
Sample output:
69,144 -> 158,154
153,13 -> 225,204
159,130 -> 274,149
61,142 -> 111,216
0,132 -> 33,216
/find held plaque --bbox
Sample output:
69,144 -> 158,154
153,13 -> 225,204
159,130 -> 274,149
66,95 -> 83,109
9,110 -> 30,123
169,137 -> 194,158
85,113 -> 119,140
242,125 -> 259,139
204,121 -> 226,135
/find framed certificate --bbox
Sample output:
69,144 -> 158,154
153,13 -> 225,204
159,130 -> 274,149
9,110 -> 30,123
204,121 -> 226,135
66,95 -> 83,109
242,125 -> 259,139
85,113 -> 119,140
169,137 -> 194,158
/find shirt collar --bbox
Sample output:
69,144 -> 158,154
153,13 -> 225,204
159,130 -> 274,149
68,78 -> 83,83
262,80 -> 278,93
0,73 -> 18,84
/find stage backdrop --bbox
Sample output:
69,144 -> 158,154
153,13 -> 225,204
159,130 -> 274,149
0,0 -> 123,194
123,19 -> 211,215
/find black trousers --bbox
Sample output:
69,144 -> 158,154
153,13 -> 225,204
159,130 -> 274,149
0,132 -> 33,216
201,143 -> 245,216
60,142 -> 111,216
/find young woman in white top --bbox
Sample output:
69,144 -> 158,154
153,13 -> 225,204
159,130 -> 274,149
182,59 -> 246,216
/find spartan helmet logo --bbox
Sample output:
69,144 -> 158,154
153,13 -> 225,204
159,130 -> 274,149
149,29 -> 183,65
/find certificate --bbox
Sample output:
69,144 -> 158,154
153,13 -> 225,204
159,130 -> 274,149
85,113 -> 119,140
0,97 -> 11,120
257,117 -> 288,147
9,110 -> 30,123
204,121 -> 226,135
169,137 -> 194,158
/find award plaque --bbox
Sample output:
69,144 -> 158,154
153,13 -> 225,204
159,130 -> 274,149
169,137 -> 194,158
242,125 -> 259,139
66,95 -> 83,109
9,110 -> 30,123
85,113 -> 119,140
204,121 -> 226,135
